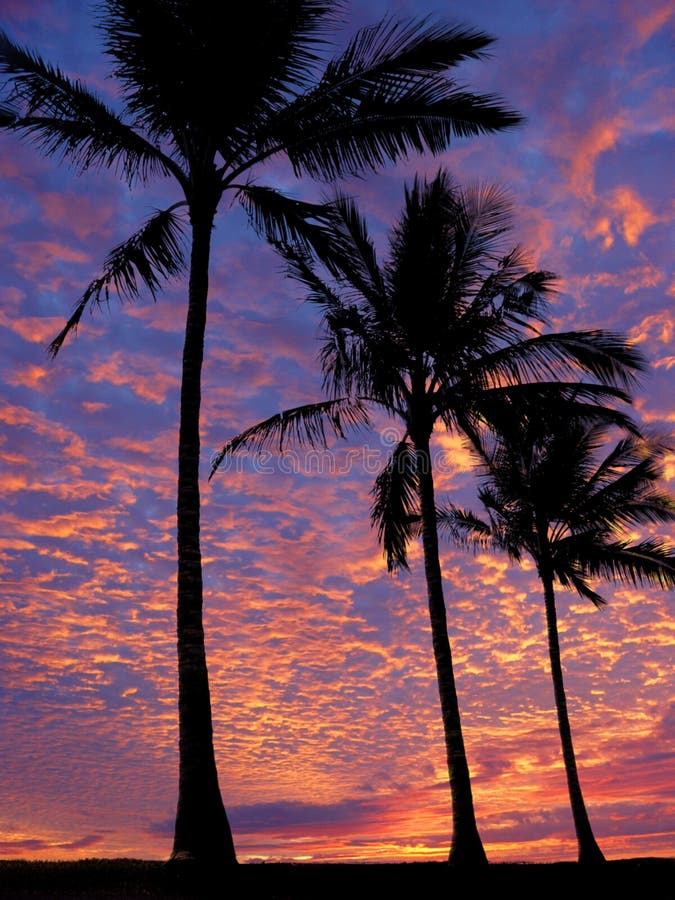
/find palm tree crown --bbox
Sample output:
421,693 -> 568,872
1,0 -> 528,868
439,414 -> 675,862
272,170 -> 644,568
1,2 -> 526,348
449,417 -> 675,605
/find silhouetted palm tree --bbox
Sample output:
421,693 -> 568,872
439,415 -> 675,863
211,171 -> 645,865
0,2 -> 528,865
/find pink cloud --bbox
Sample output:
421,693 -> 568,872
39,191 -> 115,242
12,240 -> 90,281
86,351 -> 180,404
606,186 -> 661,246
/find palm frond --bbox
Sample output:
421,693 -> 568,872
436,381 -> 638,443
0,100 -> 17,125
282,81 -> 523,181
477,384 -> 640,438
271,237 -> 381,400
318,192 -> 387,298
0,29 -> 177,184
370,438 -> 419,571
48,204 -> 188,356
209,397 -> 370,480
567,431 -> 675,533
470,251 -> 553,316
273,238 -> 341,303
498,269 -> 558,327
237,184 -> 338,256
580,539 -> 675,591
440,180 -> 523,303
554,565 -> 607,608
330,16 -> 498,81
575,466 -> 675,534
262,17 -> 522,181
435,503 -> 497,553
466,330 -> 646,393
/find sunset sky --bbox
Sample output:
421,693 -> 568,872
0,0 -> 673,865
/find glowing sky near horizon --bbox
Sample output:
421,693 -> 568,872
0,0 -> 673,865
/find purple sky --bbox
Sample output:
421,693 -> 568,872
0,0 -> 673,863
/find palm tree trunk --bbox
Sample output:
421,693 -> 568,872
416,437 -> 488,866
171,201 -> 237,865
540,569 -> 605,864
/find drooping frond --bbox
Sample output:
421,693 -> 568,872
0,29 -> 176,184
273,241 -> 373,398
48,204 -> 188,356
273,227 -> 402,406
554,564 -> 608,608
317,192 -> 387,299
370,438 -> 419,571
209,397 -> 370,480
319,310 -> 400,404
237,183 -> 339,252
435,503 -> 497,554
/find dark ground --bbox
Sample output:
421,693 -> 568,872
0,857 -> 673,900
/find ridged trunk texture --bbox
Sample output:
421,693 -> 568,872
540,567 -> 605,865
416,436 -> 488,866
171,202 -> 237,865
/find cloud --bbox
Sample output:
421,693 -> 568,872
39,191 -> 115,242
0,834 -> 105,855
11,240 -> 90,281
86,351 -> 180,404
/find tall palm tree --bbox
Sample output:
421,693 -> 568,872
439,415 -> 675,863
211,170 -> 646,865
0,1 -> 528,865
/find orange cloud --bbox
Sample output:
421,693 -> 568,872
5,364 -> 51,392
607,186 -> 660,246
81,401 -> 109,414
568,118 -> 625,202
86,351 -> 180,404
633,3 -> 673,46
1,313 -> 68,345
629,310 -> 674,345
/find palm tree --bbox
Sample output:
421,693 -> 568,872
0,1 -> 528,866
439,414 -> 675,863
211,170 -> 646,865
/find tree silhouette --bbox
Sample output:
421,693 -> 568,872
211,171 -> 645,865
0,0 -> 532,862
439,414 -> 675,863
0,1 -> 529,866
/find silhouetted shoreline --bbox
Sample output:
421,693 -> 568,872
1,857 -> 673,898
